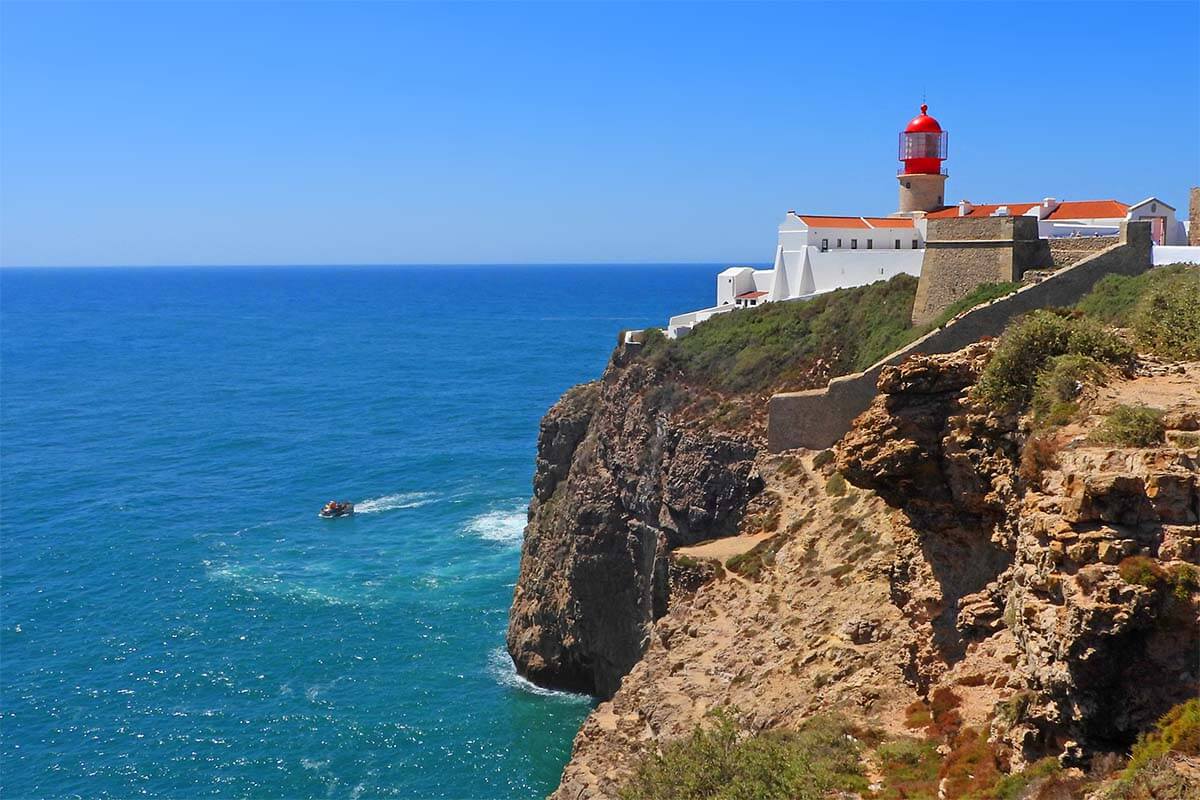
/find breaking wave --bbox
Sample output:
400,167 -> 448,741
354,491 -> 436,514
464,505 -> 527,544
486,647 -> 591,702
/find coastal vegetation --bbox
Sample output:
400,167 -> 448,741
1076,263 -> 1200,359
639,274 -> 919,394
618,710 -> 867,800
973,309 -> 1134,409
1091,404 -> 1165,447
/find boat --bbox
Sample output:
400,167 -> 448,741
318,500 -> 354,519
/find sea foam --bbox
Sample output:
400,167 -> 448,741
465,505 -> 527,544
486,648 -> 591,702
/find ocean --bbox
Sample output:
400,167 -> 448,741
0,265 -> 717,799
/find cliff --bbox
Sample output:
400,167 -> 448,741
506,276 -> 920,697
509,267 -> 1200,799
506,354 -> 762,696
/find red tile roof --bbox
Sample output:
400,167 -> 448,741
736,291 -> 768,299
793,215 -> 915,229
863,217 -> 916,229
795,215 -> 869,228
926,199 -> 1129,221
1045,200 -> 1128,220
926,203 -> 1039,219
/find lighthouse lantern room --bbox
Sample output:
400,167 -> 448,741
896,104 -> 949,215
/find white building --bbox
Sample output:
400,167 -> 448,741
661,105 -> 1190,339
926,197 -> 1187,243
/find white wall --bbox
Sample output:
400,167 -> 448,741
716,267 -> 756,305
803,248 -> 924,294
1128,198 -> 1182,245
1151,245 -> 1200,265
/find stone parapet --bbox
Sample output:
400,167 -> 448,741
768,221 -> 1153,452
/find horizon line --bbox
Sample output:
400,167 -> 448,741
0,260 -> 769,270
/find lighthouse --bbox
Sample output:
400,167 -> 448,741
897,104 -> 948,214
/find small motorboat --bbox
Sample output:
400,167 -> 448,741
318,500 -> 354,519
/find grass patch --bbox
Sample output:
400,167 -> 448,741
875,737 -> 941,800
638,274 -> 919,394
619,710 -> 867,800
975,310 -> 1134,410
1091,405 -> 1165,447
1130,268 -> 1200,360
1076,263 -> 1198,325
726,535 -> 786,581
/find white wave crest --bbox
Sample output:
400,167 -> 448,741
486,647 -> 591,702
354,491 -> 436,514
465,506 -> 527,544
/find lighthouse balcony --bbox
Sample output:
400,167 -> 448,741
897,165 -> 949,177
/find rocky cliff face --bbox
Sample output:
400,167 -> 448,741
506,350 -> 763,697
839,352 -> 1200,763
535,341 -> 1198,799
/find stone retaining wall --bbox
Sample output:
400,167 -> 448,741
1049,236 -> 1118,267
911,216 -> 1051,326
767,221 -> 1153,452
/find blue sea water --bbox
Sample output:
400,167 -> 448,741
0,265 -> 717,799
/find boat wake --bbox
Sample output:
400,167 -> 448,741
354,492 -> 437,514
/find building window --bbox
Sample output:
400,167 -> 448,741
821,238 -> 828,252
905,181 -> 911,189
1151,203 -> 1157,212
912,239 -> 919,249
851,239 -> 858,249
837,238 -> 842,248
867,239 -> 873,249
895,238 -> 901,249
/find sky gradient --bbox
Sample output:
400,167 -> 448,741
1,1 -> 1197,267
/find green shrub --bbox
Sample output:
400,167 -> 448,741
1118,556 -> 1167,588
619,710 -> 866,800
1167,564 -> 1200,601
812,449 -> 835,470
987,757 -> 1062,800
1121,699 -> 1200,781
825,472 -> 847,497
1030,354 -> 1109,426
1130,269 -> 1200,359
1091,405 -> 1165,447
975,310 -> 1134,409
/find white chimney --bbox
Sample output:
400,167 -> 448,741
994,206 -> 1010,217
957,200 -> 973,217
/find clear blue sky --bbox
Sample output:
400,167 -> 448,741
1,1 -> 1197,267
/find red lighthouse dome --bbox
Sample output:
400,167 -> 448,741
899,104 -> 948,175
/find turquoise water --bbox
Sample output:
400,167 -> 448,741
0,265 -> 716,799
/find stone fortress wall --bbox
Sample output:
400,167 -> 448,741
768,220 -> 1153,453
910,216 -> 1052,326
